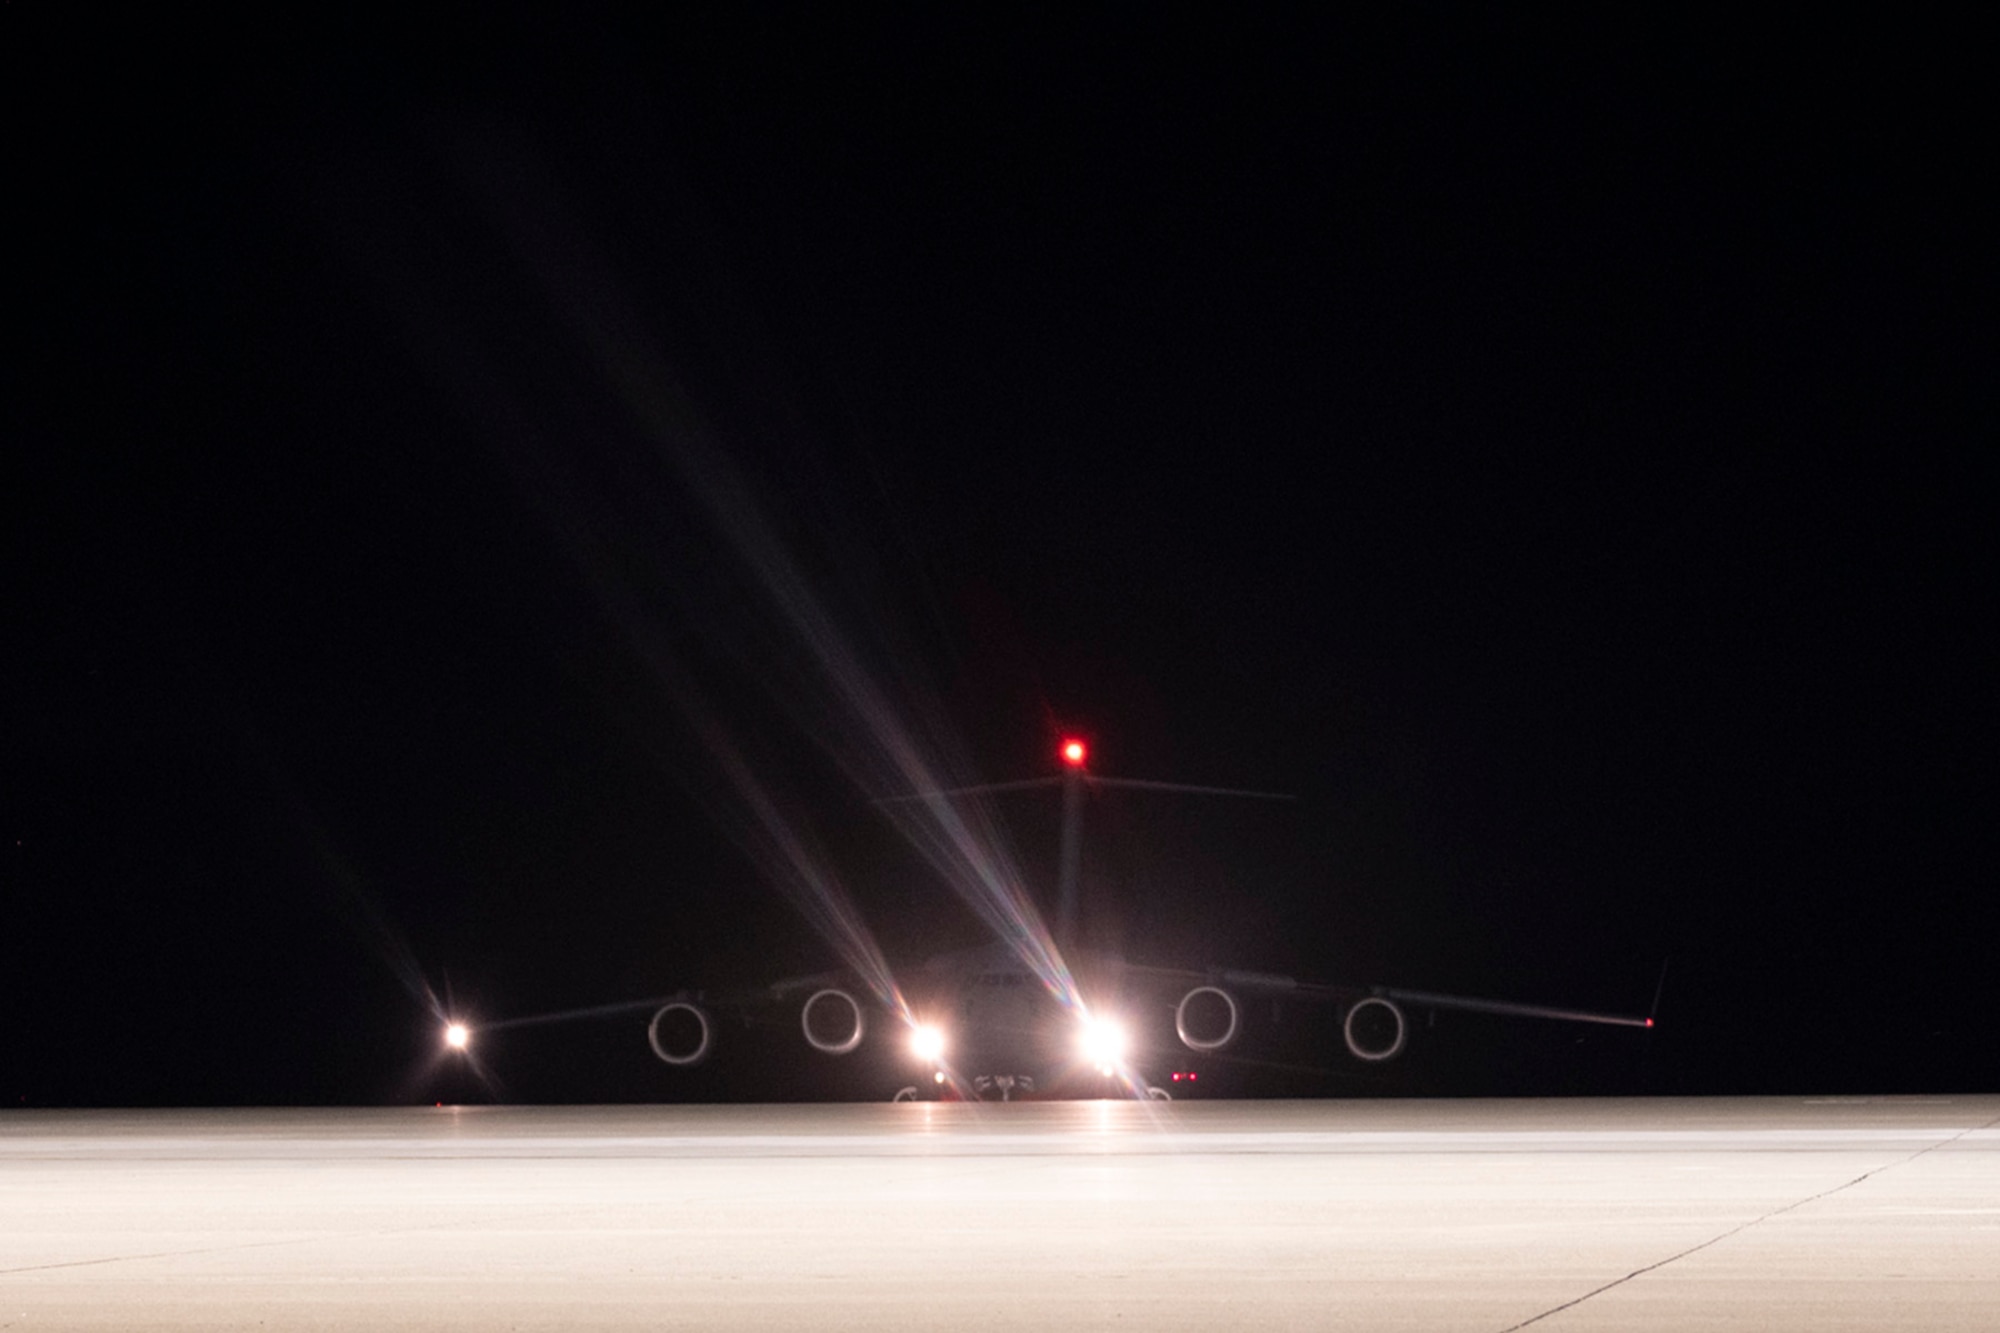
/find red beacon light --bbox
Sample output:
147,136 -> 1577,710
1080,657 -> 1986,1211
1060,739 -> 1087,768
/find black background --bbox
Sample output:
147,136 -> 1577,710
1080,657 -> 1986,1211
7,12 -> 1988,1105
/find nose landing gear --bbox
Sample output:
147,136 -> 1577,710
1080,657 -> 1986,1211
971,1073 -> 1036,1101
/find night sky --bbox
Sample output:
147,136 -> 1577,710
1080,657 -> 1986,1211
8,14 -> 1989,1106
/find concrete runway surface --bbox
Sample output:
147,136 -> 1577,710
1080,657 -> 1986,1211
3,1096 -> 1997,1331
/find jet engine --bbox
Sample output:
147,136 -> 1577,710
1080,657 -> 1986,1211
648,1000 -> 712,1066
1342,996 -> 1408,1062
1174,985 -> 1241,1052
800,987 -> 867,1056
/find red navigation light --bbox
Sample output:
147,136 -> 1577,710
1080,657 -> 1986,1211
1645,1018 -> 1655,1028
1061,739 -> 1087,768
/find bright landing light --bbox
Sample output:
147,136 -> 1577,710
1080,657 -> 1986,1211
443,1023 -> 470,1051
1078,1016 -> 1128,1070
910,1024 -> 946,1063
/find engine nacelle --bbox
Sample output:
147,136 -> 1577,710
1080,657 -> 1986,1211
1174,985 -> 1241,1052
1343,996 -> 1408,1062
648,1000 -> 713,1066
800,987 -> 867,1056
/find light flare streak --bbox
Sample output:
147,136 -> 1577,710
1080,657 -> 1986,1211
423,138 -> 1087,1036
692,718 -> 915,1029
607,371 -> 1085,1015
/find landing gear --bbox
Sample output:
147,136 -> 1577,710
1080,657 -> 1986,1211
972,1073 -> 1035,1101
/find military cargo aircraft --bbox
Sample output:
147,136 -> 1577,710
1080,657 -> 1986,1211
448,739 -> 1652,1099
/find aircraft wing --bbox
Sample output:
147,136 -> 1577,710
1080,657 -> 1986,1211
462,967 -> 893,1067
1113,962 -> 1653,1064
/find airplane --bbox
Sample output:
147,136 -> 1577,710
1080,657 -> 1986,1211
445,737 -> 1655,1100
